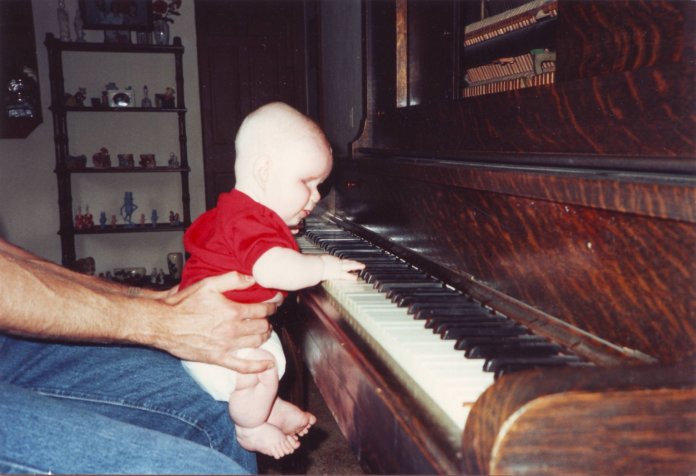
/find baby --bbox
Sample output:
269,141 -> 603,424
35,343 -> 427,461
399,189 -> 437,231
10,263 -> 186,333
179,102 -> 364,459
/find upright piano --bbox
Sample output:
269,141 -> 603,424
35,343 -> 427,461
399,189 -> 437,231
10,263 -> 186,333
282,1 -> 696,474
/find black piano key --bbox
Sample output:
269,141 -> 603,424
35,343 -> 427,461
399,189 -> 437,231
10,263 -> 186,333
408,303 -> 486,318
431,318 -> 517,334
413,306 -> 493,319
367,273 -> 434,284
455,334 -> 549,351
377,281 -> 444,293
401,295 -> 477,308
385,285 -> 448,299
466,341 -> 562,359
318,240 -> 373,247
422,311 -> 504,325
443,325 -> 529,340
333,250 -> 385,259
387,288 -> 461,303
358,257 -> 407,266
364,269 -> 430,277
361,264 -> 413,272
327,247 -> 381,255
370,275 -> 438,286
486,355 -> 585,375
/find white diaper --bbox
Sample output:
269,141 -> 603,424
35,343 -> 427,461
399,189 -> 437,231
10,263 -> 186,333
181,331 -> 286,401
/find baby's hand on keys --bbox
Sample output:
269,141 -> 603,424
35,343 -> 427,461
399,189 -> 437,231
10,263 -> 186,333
320,254 -> 365,281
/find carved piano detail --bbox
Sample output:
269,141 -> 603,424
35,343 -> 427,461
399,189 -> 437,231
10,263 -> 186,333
283,1 -> 695,474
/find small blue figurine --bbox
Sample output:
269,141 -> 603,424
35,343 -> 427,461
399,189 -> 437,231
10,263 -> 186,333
120,192 -> 138,226
99,211 -> 107,229
151,209 -> 159,227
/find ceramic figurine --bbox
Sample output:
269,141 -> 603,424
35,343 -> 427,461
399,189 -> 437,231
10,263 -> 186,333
118,154 -> 134,168
84,205 -> 94,228
151,209 -> 159,227
139,154 -> 156,168
74,205 -> 83,230
120,192 -> 138,226
141,85 -> 153,108
158,87 -> 175,108
167,252 -> 183,280
99,211 -> 107,228
168,152 -> 179,168
65,88 -> 86,107
92,147 -> 111,168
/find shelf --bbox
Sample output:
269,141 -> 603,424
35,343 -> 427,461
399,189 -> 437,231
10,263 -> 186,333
45,34 -> 183,54
53,106 -> 186,113
46,31 -> 191,267
65,223 -> 188,235
59,166 -> 190,174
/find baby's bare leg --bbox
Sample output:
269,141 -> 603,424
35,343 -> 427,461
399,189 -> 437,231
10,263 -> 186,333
228,346 -> 316,458
234,396 -> 316,459
228,347 -> 278,428
229,347 -> 301,458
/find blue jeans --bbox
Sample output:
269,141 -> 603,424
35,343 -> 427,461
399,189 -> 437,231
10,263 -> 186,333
0,335 -> 257,474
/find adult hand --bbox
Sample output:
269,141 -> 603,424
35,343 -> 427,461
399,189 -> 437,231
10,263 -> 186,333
150,272 -> 277,374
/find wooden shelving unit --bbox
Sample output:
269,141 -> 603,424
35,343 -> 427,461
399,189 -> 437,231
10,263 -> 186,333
45,33 -> 191,267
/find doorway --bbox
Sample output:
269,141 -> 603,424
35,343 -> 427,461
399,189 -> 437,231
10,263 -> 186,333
195,0 -> 318,208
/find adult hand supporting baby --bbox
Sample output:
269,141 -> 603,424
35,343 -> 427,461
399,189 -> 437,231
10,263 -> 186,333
154,271 -> 276,374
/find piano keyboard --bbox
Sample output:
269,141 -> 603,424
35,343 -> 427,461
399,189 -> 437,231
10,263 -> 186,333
296,216 -> 587,431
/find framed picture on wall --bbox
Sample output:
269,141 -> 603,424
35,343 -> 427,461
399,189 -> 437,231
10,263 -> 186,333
79,0 -> 153,31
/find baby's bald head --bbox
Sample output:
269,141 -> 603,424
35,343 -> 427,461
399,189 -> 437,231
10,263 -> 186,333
232,103 -> 333,224
234,102 -> 330,187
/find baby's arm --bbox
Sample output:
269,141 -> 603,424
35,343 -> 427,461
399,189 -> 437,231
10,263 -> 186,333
252,247 -> 364,291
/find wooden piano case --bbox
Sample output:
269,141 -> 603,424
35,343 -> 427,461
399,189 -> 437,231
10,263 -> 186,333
283,1 -> 696,474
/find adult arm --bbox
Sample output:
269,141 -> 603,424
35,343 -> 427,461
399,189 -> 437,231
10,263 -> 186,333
253,247 -> 364,291
0,238 -> 275,373
0,239 -> 168,299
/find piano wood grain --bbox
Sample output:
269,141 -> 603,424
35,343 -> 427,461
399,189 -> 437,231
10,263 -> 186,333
463,363 -> 696,474
462,361 -> 696,474
491,388 -> 696,475
357,1 -> 694,169
335,160 -> 695,365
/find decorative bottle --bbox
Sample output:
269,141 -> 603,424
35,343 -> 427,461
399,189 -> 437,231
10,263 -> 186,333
74,6 -> 85,42
57,0 -> 71,42
141,85 -> 153,108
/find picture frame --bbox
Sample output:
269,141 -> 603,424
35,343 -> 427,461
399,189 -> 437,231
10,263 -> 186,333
79,0 -> 153,31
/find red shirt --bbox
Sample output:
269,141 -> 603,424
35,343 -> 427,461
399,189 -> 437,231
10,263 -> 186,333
180,190 -> 299,303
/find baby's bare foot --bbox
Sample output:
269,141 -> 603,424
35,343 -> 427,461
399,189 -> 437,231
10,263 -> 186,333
236,423 -> 300,459
268,397 -> 317,436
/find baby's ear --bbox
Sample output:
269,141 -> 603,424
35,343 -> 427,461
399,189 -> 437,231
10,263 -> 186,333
252,155 -> 271,190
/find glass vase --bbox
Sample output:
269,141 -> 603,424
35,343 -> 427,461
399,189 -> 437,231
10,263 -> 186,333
152,20 -> 170,45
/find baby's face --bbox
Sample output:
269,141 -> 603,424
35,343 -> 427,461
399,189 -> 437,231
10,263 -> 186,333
263,140 -> 332,227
